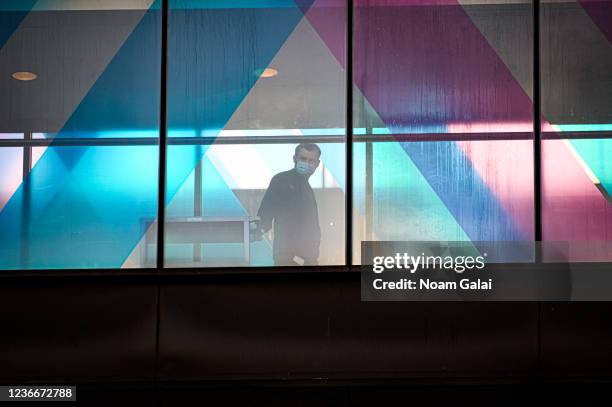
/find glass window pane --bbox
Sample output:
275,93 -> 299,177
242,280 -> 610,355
0,1 -> 161,270
352,0 -> 534,263
541,0 -> 612,261
0,133 -> 23,139
0,147 -> 23,212
166,0 -> 347,267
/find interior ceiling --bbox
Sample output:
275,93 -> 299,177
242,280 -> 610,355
0,2 -> 610,134
0,9 -> 150,133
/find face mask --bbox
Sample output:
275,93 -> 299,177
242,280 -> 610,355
295,160 -> 316,176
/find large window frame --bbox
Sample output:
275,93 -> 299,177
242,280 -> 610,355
1,0 -> 611,275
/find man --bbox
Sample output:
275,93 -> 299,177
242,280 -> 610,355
255,143 -> 321,266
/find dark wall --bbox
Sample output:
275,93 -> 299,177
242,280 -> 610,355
541,302 -> 612,378
0,280 -> 158,383
158,276 -> 537,380
0,273 -> 611,383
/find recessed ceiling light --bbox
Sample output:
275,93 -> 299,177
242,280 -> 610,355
259,68 -> 278,78
11,71 -> 38,81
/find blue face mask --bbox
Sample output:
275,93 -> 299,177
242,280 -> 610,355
295,160 -> 316,176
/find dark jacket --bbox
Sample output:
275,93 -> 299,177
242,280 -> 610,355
257,168 -> 321,265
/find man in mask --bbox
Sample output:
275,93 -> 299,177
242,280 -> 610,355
255,143 -> 321,266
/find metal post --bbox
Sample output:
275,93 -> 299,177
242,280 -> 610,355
346,0 -> 354,266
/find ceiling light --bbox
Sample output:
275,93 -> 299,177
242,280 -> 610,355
11,71 -> 37,81
259,68 -> 278,78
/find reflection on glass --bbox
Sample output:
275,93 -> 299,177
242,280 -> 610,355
165,0 -> 346,267
0,133 -> 23,139
0,1 -> 160,270
352,0 -> 534,263
541,0 -> 612,261
0,147 -> 23,211
353,140 -> 534,262
162,142 -> 345,267
353,0 -> 533,138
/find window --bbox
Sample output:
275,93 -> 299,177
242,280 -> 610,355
352,0 -> 535,263
1,0 -> 611,271
0,1 -> 161,269
163,0 -> 347,267
541,0 -> 612,261
0,145 -> 23,212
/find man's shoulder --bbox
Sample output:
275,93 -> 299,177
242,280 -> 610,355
270,169 -> 296,183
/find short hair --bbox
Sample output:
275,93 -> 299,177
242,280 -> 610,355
295,143 -> 321,158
